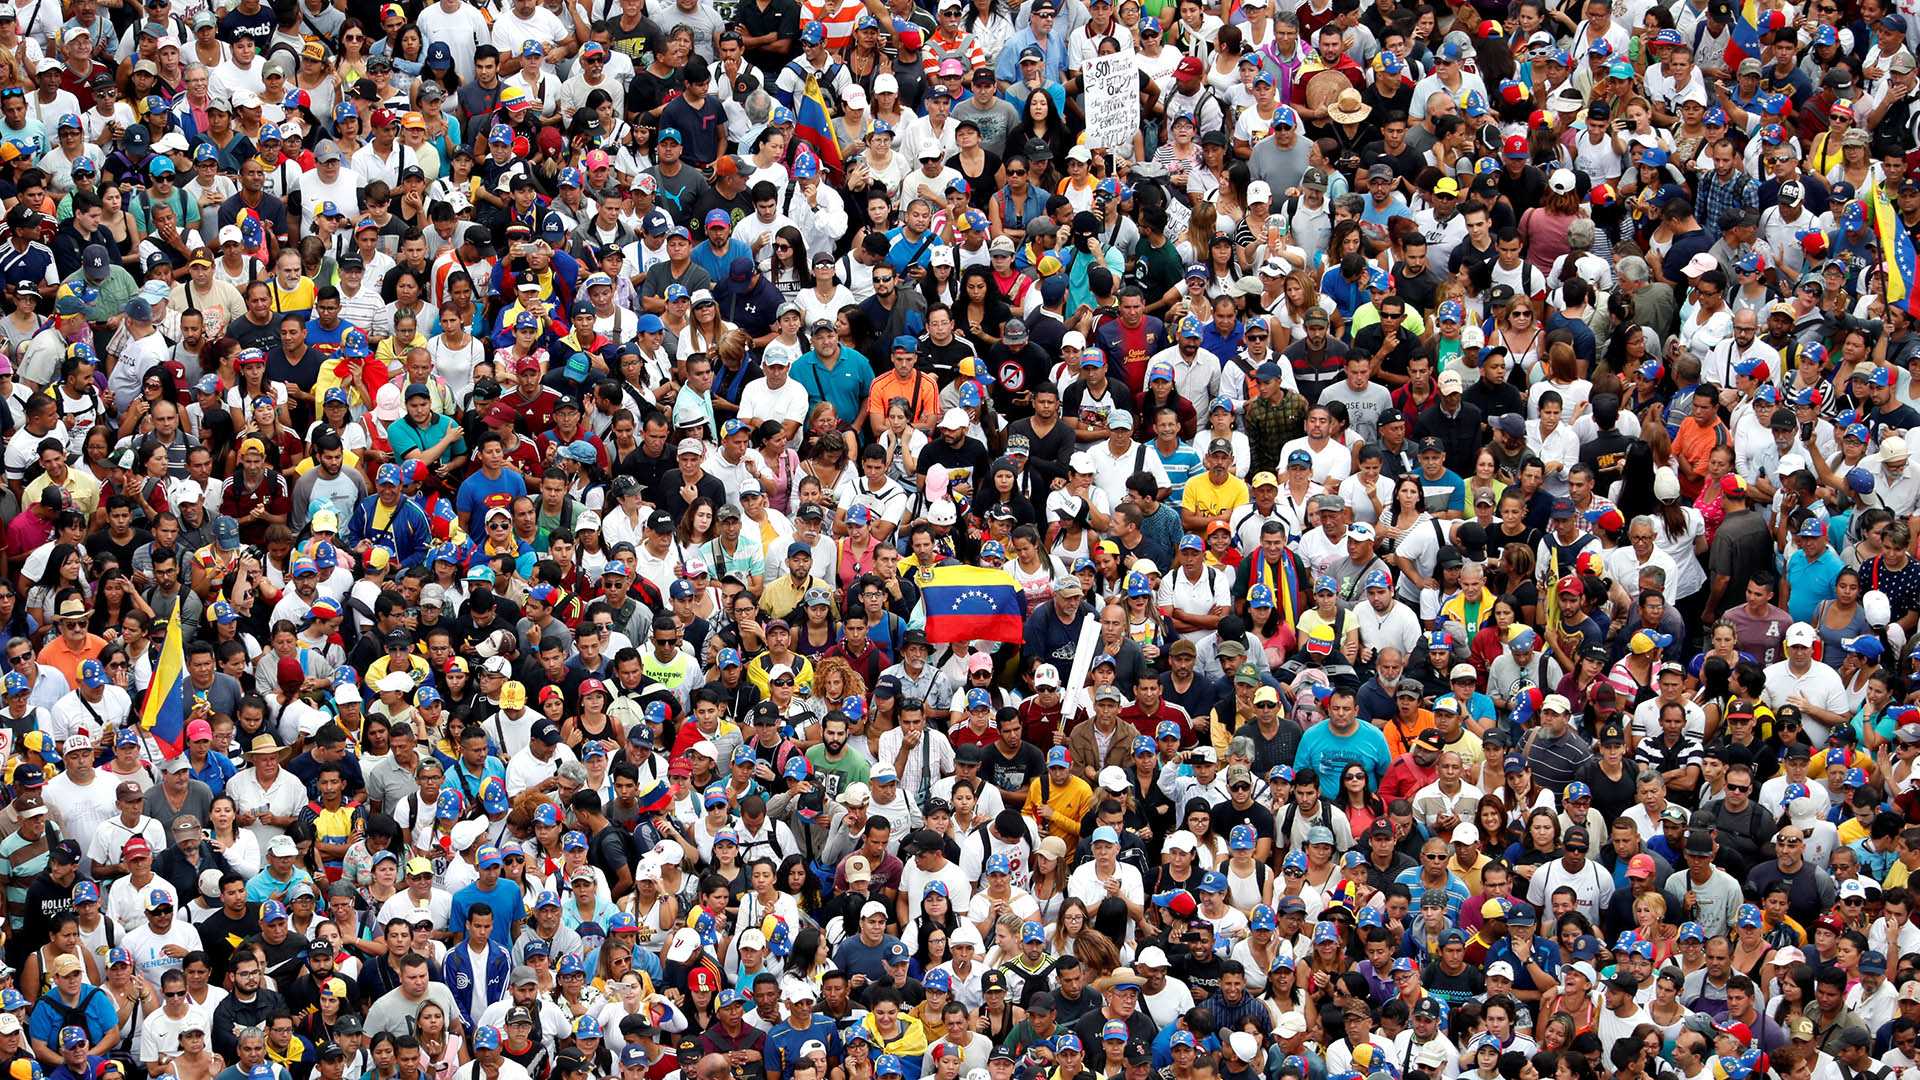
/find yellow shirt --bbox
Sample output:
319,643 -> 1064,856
268,276 -> 317,317
1838,817 -> 1872,847
1182,472 -> 1250,520
1025,772 -> 1094,846
746,651 -> 814,697
375,331 -> 429,371
291,448 -> 365,477
24,469 -> 100,517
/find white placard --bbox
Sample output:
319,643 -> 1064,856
1082,54 -> 1140,152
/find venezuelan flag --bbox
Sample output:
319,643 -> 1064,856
793,74 -> 844,179
922,565 -> 1025,643
1874,179 -> 1916,308
1722,6 -> 1772,67
139,612 -> 187,758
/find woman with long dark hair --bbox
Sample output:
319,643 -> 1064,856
29,545 -> 88,630
956,266 -> 1011,354
1335,764 -> 1386,838
762,226 -> 809,300
87,568 -> 152,641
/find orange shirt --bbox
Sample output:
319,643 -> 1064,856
38,632 -> 107,691
1671,418 -> 1728,500
1380,708 -> 1434,760
867,369 -> 941,428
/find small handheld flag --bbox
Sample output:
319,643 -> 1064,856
139,612 -> 187,759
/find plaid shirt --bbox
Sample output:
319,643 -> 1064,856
1245,390 -> 1310,476
1694,169 -> 1761,240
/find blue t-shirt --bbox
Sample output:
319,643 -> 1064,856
1415,468 -> 1467,515
455,468 -> 528,525
451,879 -> 528,948
766,1018 -> 843,1078
29,989 -> 118,1048
832,933 -> 906,981
1295,722 -> 1392,796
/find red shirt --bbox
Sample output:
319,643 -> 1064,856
1119,700 -> 1193,742
1117,321 -> 1152,395
506,386 -> 562,436
219,470 -> 291,544
500,434 -> 544,477
1018,699 -> 1065,748
949,722 -> 999,750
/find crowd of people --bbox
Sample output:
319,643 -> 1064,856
0,3 -> 1909,1080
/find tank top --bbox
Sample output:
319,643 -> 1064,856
1225,860 -> 1265,910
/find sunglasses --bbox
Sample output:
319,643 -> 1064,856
1564,844 -> 1588,853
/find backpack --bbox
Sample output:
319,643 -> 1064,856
42,985 -> 106,1034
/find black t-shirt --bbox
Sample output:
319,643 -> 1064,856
11,874 -> 77,968
919,336 -> 978,389
1208,799 -> 1276,845
1495,164 -> 1547,217
85,527 -> 149,574
606,12 -> 660,61
626,68 -> 686,120
197,907 -> 262,979
1574,757 -> 1638,822
1005,415 -> 1076,472
735,0 -> 801,76
1420,961 -> 1485,1007
1466,379 -> 1527,427
649,471 -> 728,523
1170,950 -> 1223,1000
229,315 -> 279,355
915,434 -> 991,490
591,822 -> 637,880
255,930 -> 311,986
984,740 -> 1045,795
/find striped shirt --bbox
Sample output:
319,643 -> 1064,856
802,0 -> 866,52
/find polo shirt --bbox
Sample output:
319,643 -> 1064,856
387,414 -> 467,467
792,347 -> 875,427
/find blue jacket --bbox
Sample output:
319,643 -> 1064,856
440,939 -> 512,1028
344,494 -> 436,568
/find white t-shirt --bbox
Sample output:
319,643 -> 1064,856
736,377 -> 810,428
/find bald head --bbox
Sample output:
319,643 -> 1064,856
699,1055 -> 733,1080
